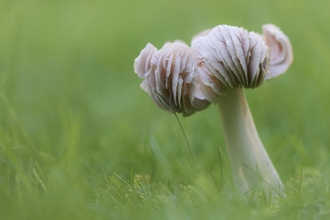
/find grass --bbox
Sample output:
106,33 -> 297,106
1,0 -> 330,219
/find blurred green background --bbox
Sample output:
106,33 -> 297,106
1,0 -> 330,219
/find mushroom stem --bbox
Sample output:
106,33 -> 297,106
218,88 -> 285,202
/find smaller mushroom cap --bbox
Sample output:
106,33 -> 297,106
134,41 -> 210,116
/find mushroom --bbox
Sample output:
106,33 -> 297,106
191,24 -> 293,202
133,23 -> 293,203
134,41 -> 210,117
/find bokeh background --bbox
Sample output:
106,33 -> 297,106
1,0 -> 329,219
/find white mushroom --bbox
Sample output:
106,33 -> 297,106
191,24 -> 293,202
134,41 -> 210,116
133,23 -> 293,203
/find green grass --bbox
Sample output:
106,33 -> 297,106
1,0 -> 330,219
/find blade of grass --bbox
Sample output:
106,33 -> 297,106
216,145 -> 223,187
0,89 -> 37,158
208,168 -> 218,190
150,136 -> 171,178
154,91 -> 197,171
299,138 -> 303,197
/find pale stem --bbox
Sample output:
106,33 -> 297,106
218,88 -> 285,202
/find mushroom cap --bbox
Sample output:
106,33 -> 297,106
134,41 -> 210,116
134,24 -> 293,111
192,25 -> 270,104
